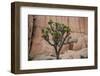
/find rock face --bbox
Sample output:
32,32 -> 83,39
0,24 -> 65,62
33,48 -> 88,60
72,33 -> 87,50
31,34 -> 88,60
29,32 -> 88,60
33,55 -> 56,60
29,29 -> 88,60
60,48 -> 88,59
28,15 -> 88,60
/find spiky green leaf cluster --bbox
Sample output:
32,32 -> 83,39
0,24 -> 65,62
42,19 -> 71,45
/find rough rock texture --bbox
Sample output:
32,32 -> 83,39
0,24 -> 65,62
33,48 -> 88,60
71,33 -> 88,50
61,48 -> 88,59
28,16 -> 88,60
29,32 -> 88,59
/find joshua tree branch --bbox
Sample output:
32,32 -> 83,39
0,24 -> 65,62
54,45 -> 58,54
45,39 -> 54,46
49,24 -> 54,32
58,33 -> 70,53
64,36 -> 71,44
59,32 -> 65,43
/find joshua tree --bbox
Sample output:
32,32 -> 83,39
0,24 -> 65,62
42,20 -> 72,59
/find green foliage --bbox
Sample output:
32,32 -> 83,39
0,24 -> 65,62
42,19 -> 71,59
42,20 -> 71,44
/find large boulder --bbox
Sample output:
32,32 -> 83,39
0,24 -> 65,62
70,33 -> 88,50
60,48 -> 88,59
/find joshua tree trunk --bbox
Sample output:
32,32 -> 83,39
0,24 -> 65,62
54,46 -> 60,59
56,51 -> 60,59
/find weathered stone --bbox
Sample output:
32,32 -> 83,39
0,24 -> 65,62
33,55 -> 56,60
